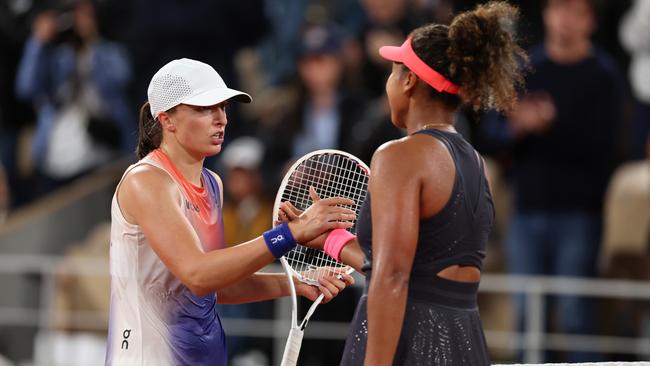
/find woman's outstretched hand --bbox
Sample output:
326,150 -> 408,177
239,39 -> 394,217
295,267 -> 355,304
281,187 -> 355,244
278,199 -> 329,249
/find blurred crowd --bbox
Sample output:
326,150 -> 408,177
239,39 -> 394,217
0,0 -> 648,364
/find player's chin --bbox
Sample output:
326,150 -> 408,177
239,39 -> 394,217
205,144 -> 223,156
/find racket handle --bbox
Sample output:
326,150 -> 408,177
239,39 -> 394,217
280,327 -> 304,366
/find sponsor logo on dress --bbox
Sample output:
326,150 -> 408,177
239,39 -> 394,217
122,329 -> 131,350
185,201 -> 200,213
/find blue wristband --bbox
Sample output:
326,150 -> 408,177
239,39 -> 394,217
263,223 -> 297,258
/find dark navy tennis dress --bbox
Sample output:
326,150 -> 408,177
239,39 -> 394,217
340,129 -> 495,366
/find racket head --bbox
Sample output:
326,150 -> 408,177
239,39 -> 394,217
273,149 -> 370,286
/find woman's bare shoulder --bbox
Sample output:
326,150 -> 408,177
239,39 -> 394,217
118,164 -> 178,219
121,164 -> 174,192
371,133 -> 450,170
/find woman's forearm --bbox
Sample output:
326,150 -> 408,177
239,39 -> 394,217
187,237 -> 277,296
217,272 -> 288,304
340,240 -> 366,274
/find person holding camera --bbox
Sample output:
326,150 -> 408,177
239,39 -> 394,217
15,0 -> 134,194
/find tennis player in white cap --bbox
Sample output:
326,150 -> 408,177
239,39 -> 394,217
104,58 -> 354,366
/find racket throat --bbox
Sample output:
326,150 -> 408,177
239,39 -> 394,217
299,319 -> 309,331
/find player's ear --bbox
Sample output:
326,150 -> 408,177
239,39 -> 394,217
158,112 -> 176,132
403,70 -> 417,96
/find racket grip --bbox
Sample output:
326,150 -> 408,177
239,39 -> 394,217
280,327 -> 304,366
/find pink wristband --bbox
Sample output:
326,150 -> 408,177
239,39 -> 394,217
323,229 -> 356,261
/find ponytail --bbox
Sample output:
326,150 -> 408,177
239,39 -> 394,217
446,1 -> 527,111
408,1 -> 527,112
136,102 -> 162,159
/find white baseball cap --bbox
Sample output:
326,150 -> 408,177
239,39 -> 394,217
147,58 -> 252,118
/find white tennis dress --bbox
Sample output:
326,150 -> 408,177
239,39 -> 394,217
105,149 -> 226,366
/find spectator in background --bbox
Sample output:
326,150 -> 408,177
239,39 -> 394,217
255,0 -> 310,87
620,0 -> 650,160
15,0 -> 133,195
478,0 -> 625,362
0,0 -> 38,208
356,0 -> 429,98
221,137 -> 272,248
264,24 -> 368,184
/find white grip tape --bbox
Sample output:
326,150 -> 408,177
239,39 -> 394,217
280,327 -> 304,366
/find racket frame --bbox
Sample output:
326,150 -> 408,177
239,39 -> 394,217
273,149 -> 370,366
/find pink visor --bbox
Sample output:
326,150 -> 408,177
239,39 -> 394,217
379,37 -> 460,95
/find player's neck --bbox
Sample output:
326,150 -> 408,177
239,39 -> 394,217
158,143 -> 204,187
405,100 -> 455,135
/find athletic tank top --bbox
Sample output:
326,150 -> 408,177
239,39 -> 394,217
357,129 -> 495,285
105,149 -> 226,366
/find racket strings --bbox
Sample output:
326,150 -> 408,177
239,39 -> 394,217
286,247 -> 342,285
280,153 -> 369,286
281,155 -> 367,216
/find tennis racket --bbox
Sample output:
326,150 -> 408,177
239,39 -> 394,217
272,149 -> 370,366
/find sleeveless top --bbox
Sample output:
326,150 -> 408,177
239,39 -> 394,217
105,149 -> 226,366
357,128 -> 495,289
